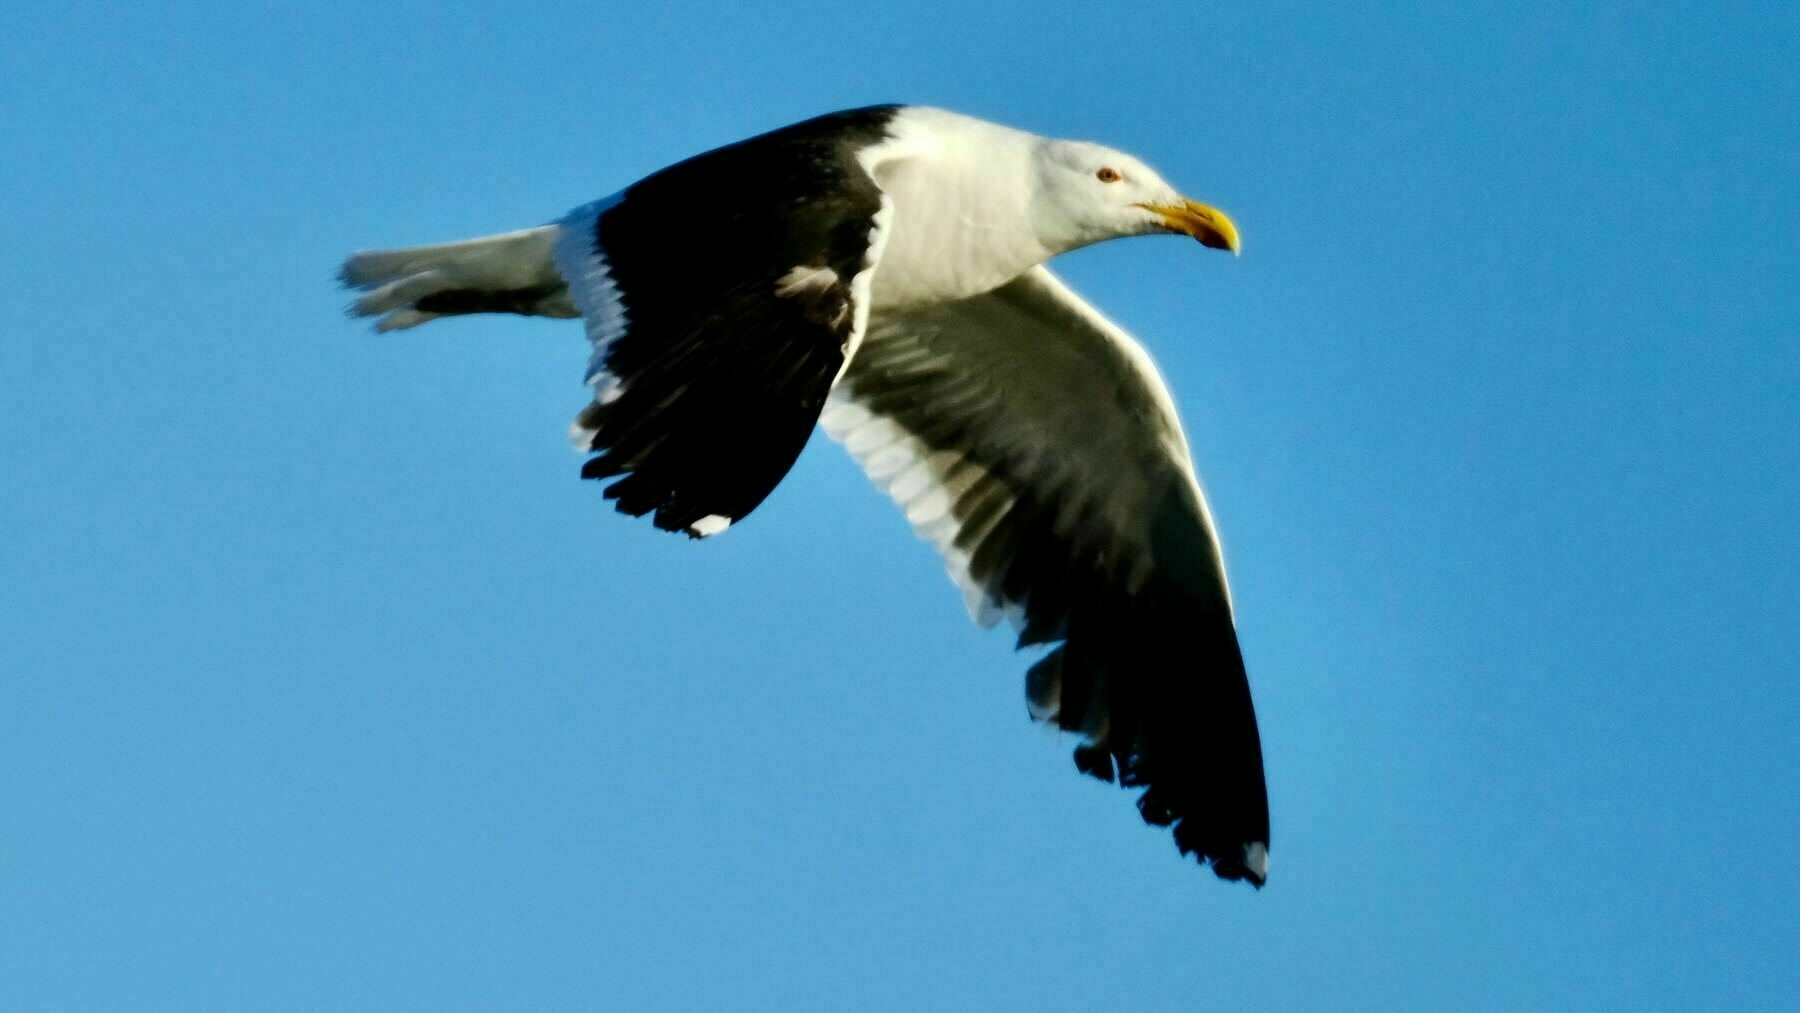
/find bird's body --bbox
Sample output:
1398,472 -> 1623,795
856,108 -> 1054,310
339,104 -> 1271,886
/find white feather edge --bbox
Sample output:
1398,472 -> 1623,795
550,192 -> 735,539
835,194 -> 894,387
549,192 -> 630,452
1019,266 -> 1238,621
819,391 -> 1023,632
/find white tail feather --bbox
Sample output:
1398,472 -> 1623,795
338,224 -> 576,331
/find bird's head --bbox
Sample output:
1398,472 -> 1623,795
1030,139 -> 1240,257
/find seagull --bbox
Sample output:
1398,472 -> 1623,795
337,104 -> 1270,887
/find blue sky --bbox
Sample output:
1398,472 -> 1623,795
3,1 -> 1797,1009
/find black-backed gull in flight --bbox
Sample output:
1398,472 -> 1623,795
338,104 -> 1271,887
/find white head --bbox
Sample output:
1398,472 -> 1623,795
1029,138 -> 1241,257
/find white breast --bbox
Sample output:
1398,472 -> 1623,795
855,108 -> 1056,313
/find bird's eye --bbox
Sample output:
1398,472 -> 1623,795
1096,167 -> 1123,183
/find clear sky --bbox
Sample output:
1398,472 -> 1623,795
3,2 -> 1796,1009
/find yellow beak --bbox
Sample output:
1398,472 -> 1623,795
1135,199 -> 1241,254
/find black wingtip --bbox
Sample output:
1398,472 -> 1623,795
1182,836 -> 1269,889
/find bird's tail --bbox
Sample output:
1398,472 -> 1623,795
337,224 -> 579,331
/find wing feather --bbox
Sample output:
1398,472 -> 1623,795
551,106 -> 903,537
822,265 -> 1269,885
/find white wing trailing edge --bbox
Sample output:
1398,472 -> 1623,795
823,266 -> 1268,885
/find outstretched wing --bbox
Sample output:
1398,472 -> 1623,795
820,265 -> 1270,885
552,105 -> 902,537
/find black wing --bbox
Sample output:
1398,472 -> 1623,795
820,265 -> 1271,885
552,105 -> 902,537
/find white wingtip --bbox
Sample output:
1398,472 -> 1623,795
1244,842 -> 1268,883
567,421 -> 599,451
689,514 -> 732,537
